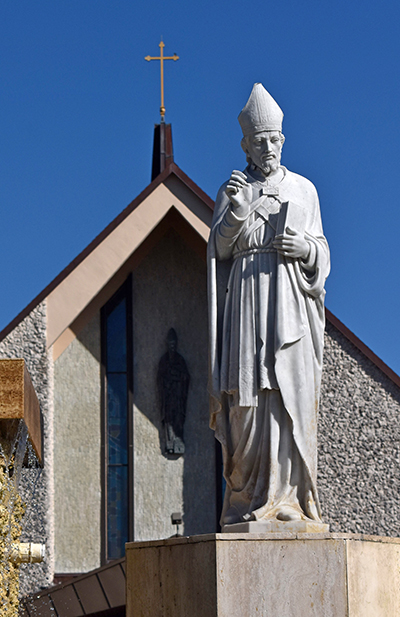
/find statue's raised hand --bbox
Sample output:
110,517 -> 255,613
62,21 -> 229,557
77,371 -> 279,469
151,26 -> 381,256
225,170 -> 252,218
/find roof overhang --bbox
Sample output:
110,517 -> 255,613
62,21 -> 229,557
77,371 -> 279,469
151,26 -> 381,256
47,176 -> 212,350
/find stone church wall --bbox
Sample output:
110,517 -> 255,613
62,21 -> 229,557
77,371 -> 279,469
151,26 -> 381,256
0,300 -> 53,595
318,321 -> 400,537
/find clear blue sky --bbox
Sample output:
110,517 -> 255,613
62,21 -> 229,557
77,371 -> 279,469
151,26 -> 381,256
1,1 -> 400,374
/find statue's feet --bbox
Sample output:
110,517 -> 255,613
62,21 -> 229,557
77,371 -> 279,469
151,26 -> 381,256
223,505 -> 245,525
276,507 -> 302,522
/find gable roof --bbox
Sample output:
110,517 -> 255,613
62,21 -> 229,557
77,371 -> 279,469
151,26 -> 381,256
0,162 -> 213,349
0,163 -> 399,389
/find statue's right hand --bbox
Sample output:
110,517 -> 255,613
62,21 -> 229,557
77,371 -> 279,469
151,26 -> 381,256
225,170 -> 252,218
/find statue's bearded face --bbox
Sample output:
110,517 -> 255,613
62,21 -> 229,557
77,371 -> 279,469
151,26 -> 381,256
243,130 -> 284,175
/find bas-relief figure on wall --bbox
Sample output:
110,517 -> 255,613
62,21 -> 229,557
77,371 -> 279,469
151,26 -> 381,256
158,328 -> 190,455
208,84 -> 330,530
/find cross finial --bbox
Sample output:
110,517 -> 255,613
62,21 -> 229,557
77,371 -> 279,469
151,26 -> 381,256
145,40 -> 179,122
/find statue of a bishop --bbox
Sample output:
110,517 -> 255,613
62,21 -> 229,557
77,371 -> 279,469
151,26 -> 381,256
208,83 -> 330,529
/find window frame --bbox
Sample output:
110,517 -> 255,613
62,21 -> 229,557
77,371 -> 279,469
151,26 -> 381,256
100,275 -> 134,564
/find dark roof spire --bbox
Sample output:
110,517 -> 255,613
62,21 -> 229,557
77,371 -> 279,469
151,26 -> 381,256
151,122 -> 174,180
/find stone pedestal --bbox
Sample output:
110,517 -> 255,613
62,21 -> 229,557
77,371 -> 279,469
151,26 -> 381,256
126,532 -> 400,617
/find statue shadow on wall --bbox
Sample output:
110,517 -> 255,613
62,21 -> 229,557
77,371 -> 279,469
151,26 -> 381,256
73,297 -> 217,535
157,328 -> 190,460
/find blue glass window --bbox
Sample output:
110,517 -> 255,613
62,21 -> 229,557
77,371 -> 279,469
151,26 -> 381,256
106,299 -> 127,373
107,373 -> 128,465
107,466 -> 128,560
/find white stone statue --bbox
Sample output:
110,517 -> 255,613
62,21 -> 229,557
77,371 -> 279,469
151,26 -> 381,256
208,83 -> 330,530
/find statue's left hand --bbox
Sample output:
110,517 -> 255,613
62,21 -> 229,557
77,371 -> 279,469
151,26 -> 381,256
273,227 -> 310,260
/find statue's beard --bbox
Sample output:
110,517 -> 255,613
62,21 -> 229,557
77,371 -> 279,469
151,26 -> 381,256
250,156 -> 281,177
259,160 -> 279,175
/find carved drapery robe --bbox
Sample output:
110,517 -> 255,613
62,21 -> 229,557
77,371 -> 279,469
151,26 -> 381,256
208,166 -> 330,524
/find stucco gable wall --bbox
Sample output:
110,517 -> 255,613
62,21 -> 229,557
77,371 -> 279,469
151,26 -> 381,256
53,311 -> 101,573
0,300 -> 53,595
318,320 -> 400,537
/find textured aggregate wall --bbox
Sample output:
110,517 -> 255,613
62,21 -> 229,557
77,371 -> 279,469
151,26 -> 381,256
318,320 -> 400,537
0,301 -> 53,595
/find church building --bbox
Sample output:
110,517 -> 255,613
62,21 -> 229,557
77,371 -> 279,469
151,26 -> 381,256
2,122 -> 399,616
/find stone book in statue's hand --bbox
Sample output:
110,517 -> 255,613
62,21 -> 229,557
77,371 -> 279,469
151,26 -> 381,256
276,201 -> 306,237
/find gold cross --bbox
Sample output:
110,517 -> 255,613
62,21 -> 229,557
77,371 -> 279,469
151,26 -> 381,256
145,40 -> 179,122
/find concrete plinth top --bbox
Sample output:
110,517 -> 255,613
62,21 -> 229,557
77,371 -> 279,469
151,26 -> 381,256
126,532 -> 400,617
126,530 -> 400,549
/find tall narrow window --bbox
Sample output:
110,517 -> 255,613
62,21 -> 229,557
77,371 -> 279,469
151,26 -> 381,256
101,276 -> 133,562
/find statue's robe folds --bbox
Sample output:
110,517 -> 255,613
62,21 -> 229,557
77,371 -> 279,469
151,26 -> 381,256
208,166 -> 330,525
